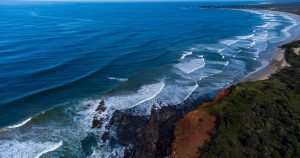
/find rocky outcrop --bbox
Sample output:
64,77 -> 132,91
92,100 -> 106,128
110,105 -> 184,158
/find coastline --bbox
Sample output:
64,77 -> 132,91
173,40 -> 300,158
242,9 -> 300,82
84,5 -> 300,158
172,5 -> 300,158
243,48 -> 289,81
2,3 -> 300,158
108,6 -> 300,158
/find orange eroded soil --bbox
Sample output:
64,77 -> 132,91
172,89 -> 231,158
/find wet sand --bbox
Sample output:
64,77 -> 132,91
244,48 -> 290,81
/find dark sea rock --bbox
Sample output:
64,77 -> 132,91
109,106 -> 184,158
90,84 -> 216,157
96,100 -> 106,113
92,116 -> 104,128
92,100 -> 107,128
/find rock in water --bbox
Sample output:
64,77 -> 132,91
92,100 -> 107,128
96,100 -> 106,113
108,105 -> 184,158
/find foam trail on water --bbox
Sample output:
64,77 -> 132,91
180,50 -> 193,60
236,34 -> 255,40
281,14 -> 299,37
175,57 -> 205,74
76,81 -> 166,132
132,82 -> 166,107
105,81 -> 166,110
34,141 -> 63,158
183,82 -> 199,101
220,39 -> 239,46
6,117 -> 32,129
0,140 -> 63,158
108,77 -> 128,82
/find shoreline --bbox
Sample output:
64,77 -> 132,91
113,7 -> 300,158
90,5 -> 300,158
243,48 -> 289,81
173,4 -> 300,158
242,9 -> 300,82
173,39 -> 300,158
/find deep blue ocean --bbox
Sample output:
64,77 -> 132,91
0,2 -> 299,158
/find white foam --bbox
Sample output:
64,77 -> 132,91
244,9 -> 299,41
220,39 -> 239,46
132,82 -> 165,108
180,50 -> 193,60
89,146 -> 125,158
236,34 -> 255,40
258,21 -> 280,29
281,14 -> 299,37
34,141 -> 63,158
108,77 -> 128,82
0,140 -> 62,158
175,57 -> 205,74
200,45 -> 224,53
242,10 -> 281,30
183,82 -> 199,101
6,118 -> 32,129
105,81 -> 165,110
217,48 -> 225,53
208,60 -> 230,66
156,80 -> 199,105
76,81 -> 166,131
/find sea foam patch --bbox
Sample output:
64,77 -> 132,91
0,140 -> 62,158
175,57 -> 206,74
104,82 -> 165,111
180,50 -> 193,60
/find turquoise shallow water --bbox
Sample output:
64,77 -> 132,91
0,2 -> 299,158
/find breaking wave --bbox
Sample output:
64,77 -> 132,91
0,140 -> 63,158
5,118 -> 32,129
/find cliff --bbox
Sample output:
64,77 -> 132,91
173,40 -> 300,158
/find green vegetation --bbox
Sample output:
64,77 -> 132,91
201,41 -> 300,158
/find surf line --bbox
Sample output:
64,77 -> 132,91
6,117 -> 32,129
34,141 -> 63,158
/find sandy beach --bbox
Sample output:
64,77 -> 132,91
243,48 -> 289,81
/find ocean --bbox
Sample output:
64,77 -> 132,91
0,2 -> 299,158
